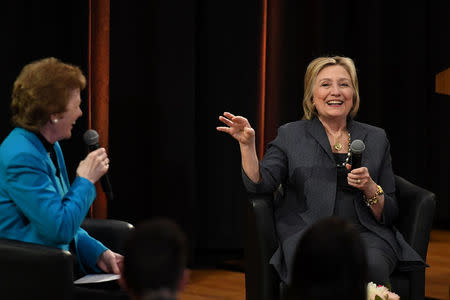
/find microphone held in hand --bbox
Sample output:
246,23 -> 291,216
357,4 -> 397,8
83,129 -> 114,201
350,139 -> 365,170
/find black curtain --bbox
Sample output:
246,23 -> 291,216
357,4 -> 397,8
108,0 -> 261,266
194,1 -> 261,263
108,1 -> 199,263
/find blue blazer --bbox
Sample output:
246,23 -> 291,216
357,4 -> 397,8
243,117 -> 424,283
0,128 -> 107,273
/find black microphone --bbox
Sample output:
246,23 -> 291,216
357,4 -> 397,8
350,139 -> 365,169
83,129 -> 114,201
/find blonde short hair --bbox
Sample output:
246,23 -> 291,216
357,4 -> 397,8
302,56 -> 360,120
11,57 -> 86,132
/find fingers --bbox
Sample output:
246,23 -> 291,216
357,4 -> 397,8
218,112 -> 236,126
348,177 -> 364,186
89,147 -> 107,160
223,112 -> 235,119
77,147 -> 110,183
111,259 -> 120,274
115,253 -> 124,273
98,250 -> 121,274
218,114 -> 248,127
232,115 -> 249,124
347,172 -> 364,182
218,115 -> 233,126
347,167 -> 371,189
90,148 -> 109,168
216,126 -> 231,133
217,112 -> 255,146
217,113 -> 245,133
348,167 -> 366,175
107,252 -> 122,274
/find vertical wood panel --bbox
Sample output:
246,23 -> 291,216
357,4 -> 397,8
257,0 -> 268,160
436,68 -> 450,96
262,0 -> 283,150
89,0 -> 110,219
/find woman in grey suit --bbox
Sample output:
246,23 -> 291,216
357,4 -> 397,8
217,56 -> 424,286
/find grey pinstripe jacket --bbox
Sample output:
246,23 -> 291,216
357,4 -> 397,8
243,117 -> 424,284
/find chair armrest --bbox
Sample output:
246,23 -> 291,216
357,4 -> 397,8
0,239 -> 73,299
394,175 -> 436,260
81,218 -> 134,255
245,193 -> 280,300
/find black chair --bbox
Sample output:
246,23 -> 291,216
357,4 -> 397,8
245,175 -> 436,300
0,218 -> 134,300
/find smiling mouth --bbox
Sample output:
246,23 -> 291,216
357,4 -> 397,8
326,100 -> 344,105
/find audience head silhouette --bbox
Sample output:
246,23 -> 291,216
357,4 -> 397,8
288,217 -> 368,300
121,218 -> 188,300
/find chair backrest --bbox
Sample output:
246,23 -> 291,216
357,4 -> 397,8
245,193 -> 280,300
393,175 -> 436,260
0,218 -> 134,300
81,218 -> 135,255
0,239 -> 74,300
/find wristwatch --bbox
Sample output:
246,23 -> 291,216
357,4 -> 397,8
364,185 -> 384,206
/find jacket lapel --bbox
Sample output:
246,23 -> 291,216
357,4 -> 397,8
347,119 -> 368,145
22,129 -> 66,196
54,142 -> 69,194
307,117 -> 335,163
347,119 -> 369,167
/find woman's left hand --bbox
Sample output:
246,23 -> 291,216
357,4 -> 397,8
346,165 -> 376,194
97,249 -> 124,274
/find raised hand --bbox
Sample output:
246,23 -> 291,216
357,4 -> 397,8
217,112 -> 260,182
217,112 -> 255,146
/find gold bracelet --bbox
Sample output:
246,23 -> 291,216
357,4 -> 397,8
364,185 -> 384,207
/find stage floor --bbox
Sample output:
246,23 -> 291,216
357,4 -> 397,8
180,229 -> 450,300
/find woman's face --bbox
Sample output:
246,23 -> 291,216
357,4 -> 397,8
52,89 -> 83,141
312,65 -> 354,122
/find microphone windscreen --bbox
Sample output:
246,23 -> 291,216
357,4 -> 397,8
350,139 -> 365,154
83,129 -> 99,146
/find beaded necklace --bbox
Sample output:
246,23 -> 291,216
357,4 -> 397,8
336,131 -> 351,168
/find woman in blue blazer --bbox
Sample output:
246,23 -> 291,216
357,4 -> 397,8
0,58 -> 123,290
217,56 -> 424,286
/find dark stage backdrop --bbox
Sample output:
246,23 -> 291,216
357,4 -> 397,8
108,1 -> 261,265
1,1 -> 449,269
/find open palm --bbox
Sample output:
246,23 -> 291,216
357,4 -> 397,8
217,112 -> 255,145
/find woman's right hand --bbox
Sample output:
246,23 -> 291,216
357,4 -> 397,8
217,112 -> 255,146
217,112 -> 260,183
76,148 -> 109,184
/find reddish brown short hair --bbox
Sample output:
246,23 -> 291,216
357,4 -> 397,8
11,57 -> 86,132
